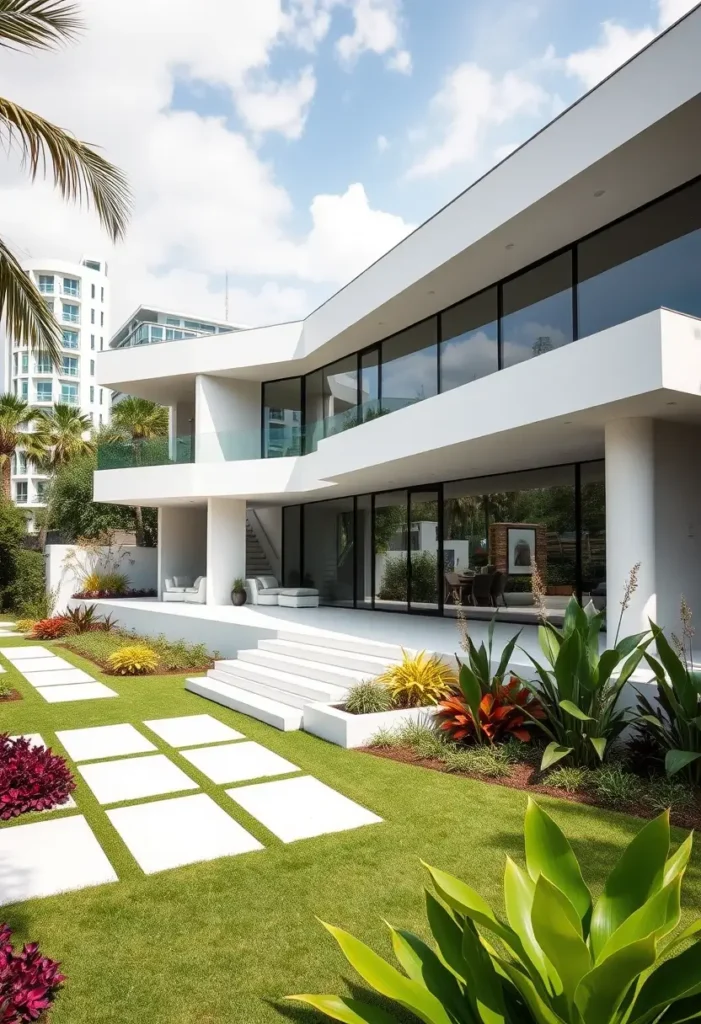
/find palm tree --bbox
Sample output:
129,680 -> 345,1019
34,402 -> 95,469
0,0 -> 130,365
109,397 -> 169,546
0,392 -> 47,498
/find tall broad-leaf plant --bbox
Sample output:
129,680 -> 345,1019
290,800 -> 701,1024
524,593 -> 651,770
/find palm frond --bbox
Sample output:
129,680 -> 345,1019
0,238 -> 61,362
0,0 -> 81,52
0,98 -> 131,241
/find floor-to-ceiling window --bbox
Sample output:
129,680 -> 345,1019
282,460 -> 604,624
262,378 -> 302,458
359,348 -> 380,423
440,287 -> 498,391
374,490 -> 408,611
381,320 -> 438,414
303,497 -> 355,606
501,252 -> 574,368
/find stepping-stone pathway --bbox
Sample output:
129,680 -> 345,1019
0,715 -> 382,904
0,622 -> 17,638
0,645 -> 117,702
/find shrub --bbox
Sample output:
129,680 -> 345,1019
0,499 -> 27,612
367,726 -> 401,749
644,775 -> 697,814
13,619 -> 36,634
636,606 -> 701,782
526,592 -> 651,770
5,550 -> 45,618
60,604 -> 102,634
546,765 -> 590,793
377,649 -> 456,708
80,571 -> 130,595
589,763 -> 644,808
0,677 -> 12,699
0,922 -> 65,1023
441,745 -> 512,778
377,550 -> 437,603
107,644 -> 159,675
63,628 -> 212,672
290,802 -> 701,1024
438,677 -> 546,745
344,679 -> 395,715
29,617 -> 72,640
0,735 -> 76,819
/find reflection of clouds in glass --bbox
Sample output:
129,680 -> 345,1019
382,344 -> 438,400
440,327 -> 498,390
502,295 -> 572,367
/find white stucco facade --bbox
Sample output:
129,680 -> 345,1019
93,7 -> 701,640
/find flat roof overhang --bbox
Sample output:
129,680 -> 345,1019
97,7 -> 701,405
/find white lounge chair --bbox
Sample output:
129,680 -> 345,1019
163,576 -> 207,604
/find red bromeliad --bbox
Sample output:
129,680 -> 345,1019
437,678 -> 545,744
0,924 -> 65,1023
0,736 -> 76,820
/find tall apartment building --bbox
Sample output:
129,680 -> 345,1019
0,256 -> 110,528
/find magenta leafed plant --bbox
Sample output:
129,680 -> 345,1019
0,736 -> 76,820
0,924 -> 65,1023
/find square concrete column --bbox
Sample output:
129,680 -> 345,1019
207,497 -> 247,605
605,418 -> 656,638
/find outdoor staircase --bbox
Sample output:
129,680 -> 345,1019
185,632 -> 403,731
246,519 -> 272,577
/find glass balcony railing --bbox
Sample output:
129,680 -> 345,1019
96,397 -> 421,470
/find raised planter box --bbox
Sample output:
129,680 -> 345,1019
303,703 -> 437,749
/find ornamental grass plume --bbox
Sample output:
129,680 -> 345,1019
615,560 -> 640,644
530,557 -> 547,622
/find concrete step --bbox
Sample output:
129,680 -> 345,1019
276,629 -> 416,662
208,668 -> 311,709
213,660 -> 348,703
237,647 -> 369,687
259,638 -> 397,675
185,677 -> 303,730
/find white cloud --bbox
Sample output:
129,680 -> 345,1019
407,63 -> 549,178
236,66 -> 316,139
0,0 -> 414,328
377,134 -> 390,152
563,0 -> 698,89
336,0 -> 411,72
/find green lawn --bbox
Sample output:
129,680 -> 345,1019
1,635 -> 701,1024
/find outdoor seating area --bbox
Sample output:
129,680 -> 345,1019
162,576 -> 207,604
443,567 -> 508,607
245,575 -> 319,608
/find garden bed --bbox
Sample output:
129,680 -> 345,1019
303,703 -> 436,748
0,690 -> 22,703
362,739 -> 701,830
60,630 -> 214,676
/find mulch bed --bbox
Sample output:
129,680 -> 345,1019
57,643 -> 212,677
362,745 -> 701,831
0,691 -> 23,703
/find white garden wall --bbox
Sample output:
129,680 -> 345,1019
46,544 -> 158,613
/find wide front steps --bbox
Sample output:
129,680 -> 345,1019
185,631 -> 404,731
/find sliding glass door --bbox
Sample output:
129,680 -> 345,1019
408,488 -> 441,613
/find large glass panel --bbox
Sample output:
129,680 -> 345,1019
324,355 -> 358,436
374,490 -> 408,611
577,181 -> 701,337
304,369 -> 323,453
262,378 -> 302,458
502,252 -> 573,368
580,461 -> 606,608
381,319 -> 438,412
282,506 -> 301,587
355,494 -> 373,609
409,490 -> 440,612
359,348 -> 379,422
440,288 -> 498,391
302,498 -> 355,606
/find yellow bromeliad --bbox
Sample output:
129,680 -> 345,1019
377,649 -> 456,708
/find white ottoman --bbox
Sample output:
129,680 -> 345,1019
278,588 -> 319,608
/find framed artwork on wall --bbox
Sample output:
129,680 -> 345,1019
508,527 -> 536,574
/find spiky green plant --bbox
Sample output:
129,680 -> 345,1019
290,801 -> 701,1024
344,680 -> 395,715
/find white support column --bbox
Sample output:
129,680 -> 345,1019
207,497 -> 247,605
605,418 -> 656,638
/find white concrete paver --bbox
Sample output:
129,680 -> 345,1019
57,724 -> 156,762
0,816 -> 117,906
16,656 -> 80,673
227,775 -> 382,842
78,753 -> 198,805
107,793 -> 263,873
0,646 -> 55,660
10,733 -> 45,748
144,714 -> 244,748
182,741 -> 299,785
25,669 -> 95,688
37,682 -> 117,703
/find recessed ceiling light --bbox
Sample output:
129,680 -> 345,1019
505,243 -> 515,250
594,189 -> 606,197
428,289 -> 435,295
563,420 -> 572,424
378,321 -> 385,326
666,401 -> 677,406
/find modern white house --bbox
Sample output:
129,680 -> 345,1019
0,256 -> 110,529
91,7 -> 701,726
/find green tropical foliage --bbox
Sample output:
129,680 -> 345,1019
290,800 -> 701,1024
0,393 -> 45,498
34,403 -> 95,470
0,0 -> 130,365
636,613 -> 701,782
107,398 -> 168,546
524,596 -> 651,769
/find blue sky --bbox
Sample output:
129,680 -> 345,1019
0,0 -> 695,326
